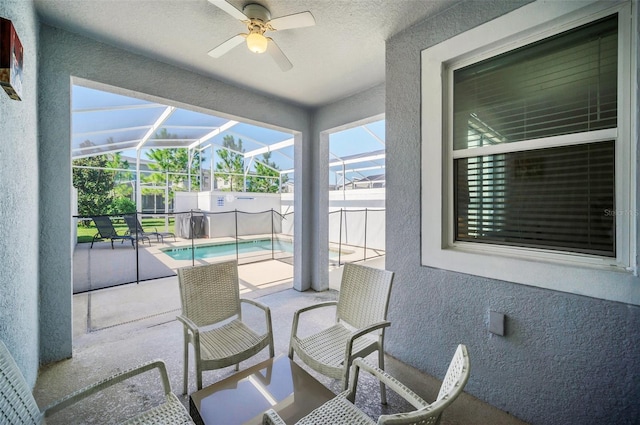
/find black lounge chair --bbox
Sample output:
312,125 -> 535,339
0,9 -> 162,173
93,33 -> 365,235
124,214 -> 176,243
90,216 -> 147,249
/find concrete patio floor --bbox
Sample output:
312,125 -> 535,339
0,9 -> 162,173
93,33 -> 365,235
33,261 -> 528,425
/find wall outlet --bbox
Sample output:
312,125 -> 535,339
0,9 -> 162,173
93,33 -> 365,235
489,310 -> 505,336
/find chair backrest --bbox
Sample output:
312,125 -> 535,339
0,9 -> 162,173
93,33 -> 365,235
0,341 -> 43,424
380,344 -> 470,425
436,344 -> 470,402
336,263 -> 394,330
93,216 -> 118,238
177,260 -> 241,327
123,215 -> 143,233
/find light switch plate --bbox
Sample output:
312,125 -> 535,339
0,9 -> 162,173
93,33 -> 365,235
489,311 -> 505,336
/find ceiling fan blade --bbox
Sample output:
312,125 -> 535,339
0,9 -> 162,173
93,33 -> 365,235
207,0 -> 248,21
208,34 -> 246,58
269,11 -> 316,31
266,38 -> 293,71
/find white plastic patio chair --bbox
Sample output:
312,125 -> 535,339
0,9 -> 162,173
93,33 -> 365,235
264,344 -> 470,425
177,260 -> 275,394
0,340 -> 194,424
288,262 -> 394,402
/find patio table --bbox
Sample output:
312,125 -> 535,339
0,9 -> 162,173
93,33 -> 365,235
189,356 -> 335,425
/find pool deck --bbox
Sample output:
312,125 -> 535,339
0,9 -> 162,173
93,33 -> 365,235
72,256 -> 382,339
149,233 -> 381,269
75,234 -> 384,293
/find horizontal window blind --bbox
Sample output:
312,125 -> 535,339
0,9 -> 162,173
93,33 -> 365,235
455,140 -> 615,256
453,14 -> 618,150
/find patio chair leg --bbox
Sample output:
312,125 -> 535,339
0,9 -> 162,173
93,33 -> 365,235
379,348 -> 387,404
341,365 -> 350,392
196,365 -> 203,391
183,337 -> 189,395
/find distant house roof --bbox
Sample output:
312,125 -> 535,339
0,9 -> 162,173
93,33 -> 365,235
354,173 -> 385,183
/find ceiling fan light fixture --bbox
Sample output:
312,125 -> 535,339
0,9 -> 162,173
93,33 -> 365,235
246,32 -> 268,54
207,0 -> 315,70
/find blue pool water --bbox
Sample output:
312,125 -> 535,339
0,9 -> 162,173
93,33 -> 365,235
162,239 -> 293,261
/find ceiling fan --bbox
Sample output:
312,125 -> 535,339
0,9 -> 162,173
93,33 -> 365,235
207,0 -> 316,71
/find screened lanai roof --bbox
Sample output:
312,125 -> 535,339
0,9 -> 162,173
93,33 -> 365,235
72,84 -> 385,183
72,85 -> 295,174
329,122 -> 385,188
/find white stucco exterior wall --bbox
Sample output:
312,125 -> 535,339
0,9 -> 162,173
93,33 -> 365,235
0,0 -> 40,386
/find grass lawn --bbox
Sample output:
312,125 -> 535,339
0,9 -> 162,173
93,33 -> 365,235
77,218 -> 176,243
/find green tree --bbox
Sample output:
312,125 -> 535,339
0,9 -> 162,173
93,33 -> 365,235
73,155 -> 115,221
106,150 -> 133,200
144,129 -> 201,198
73,151 -> 136,223
215,135 -> 245,191
247,151 -> 286,193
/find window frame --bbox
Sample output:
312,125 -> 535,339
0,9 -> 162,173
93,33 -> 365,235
420,0 -> 638,304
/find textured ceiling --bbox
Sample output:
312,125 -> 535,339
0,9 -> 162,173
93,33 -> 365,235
34,0 -> 455,107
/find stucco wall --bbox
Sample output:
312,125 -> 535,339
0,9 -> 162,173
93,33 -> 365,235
311,83 -> 385,290
385,1 -> 639,424
38,24 -> 313,362
0,0 -> 40,386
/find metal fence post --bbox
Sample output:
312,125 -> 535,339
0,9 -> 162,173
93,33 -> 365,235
135,211 -> 140,284
190,210 -> 195,266
364,208 -> 368,262
271,208 -> 275,260
338,208 -> 343,266
235,209 -> 239,262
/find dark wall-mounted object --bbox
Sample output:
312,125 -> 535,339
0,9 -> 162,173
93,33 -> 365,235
0,17 -> 23,101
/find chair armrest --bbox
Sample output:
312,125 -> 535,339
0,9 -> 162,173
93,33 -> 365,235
344,320 -> 390,358
240,298 -> 271,313
293,301 -> 338,316
350,320 -> 390,341
240,298 -> 274,337
290,301 -> 338,339
176,314 -> 199,334
43,360 -> 173,418
346,358 -> 428,410
262,408 -> 287,425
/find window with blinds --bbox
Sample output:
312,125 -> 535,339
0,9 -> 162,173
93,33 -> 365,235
452,14 -> 618,256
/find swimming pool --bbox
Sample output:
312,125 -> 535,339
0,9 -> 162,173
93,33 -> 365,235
162,239 -> 293,261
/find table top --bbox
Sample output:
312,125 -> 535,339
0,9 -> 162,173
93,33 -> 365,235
190,356 -> 336,425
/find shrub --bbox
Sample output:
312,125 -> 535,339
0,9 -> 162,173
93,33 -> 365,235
107,197 -> 137,215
